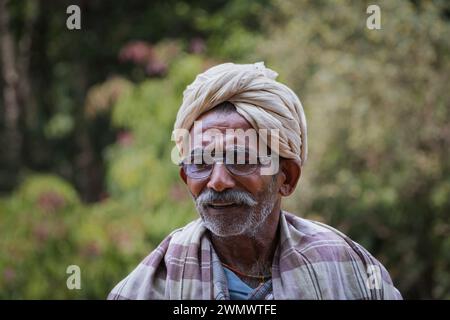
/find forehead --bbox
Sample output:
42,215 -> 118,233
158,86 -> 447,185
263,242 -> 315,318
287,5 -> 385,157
189,109 -> 258,152
194,109 -> 253,132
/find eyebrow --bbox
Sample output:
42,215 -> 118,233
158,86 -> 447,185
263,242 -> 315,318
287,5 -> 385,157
189,146 -> 252,156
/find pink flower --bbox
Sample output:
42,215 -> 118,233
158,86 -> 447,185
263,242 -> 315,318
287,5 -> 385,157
37,191 -> 66,213
3,267 -> 16,283
189,37 -> 206,54
117,131 -> 134,146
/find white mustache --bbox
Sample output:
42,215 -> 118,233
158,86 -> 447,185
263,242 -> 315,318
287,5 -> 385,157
196,189 -> 257,207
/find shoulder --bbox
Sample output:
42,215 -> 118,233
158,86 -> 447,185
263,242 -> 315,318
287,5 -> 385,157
282,211 -> 382,265
107,218 -> 205,300
281,211 -> 402,299
282,211 -> 356,249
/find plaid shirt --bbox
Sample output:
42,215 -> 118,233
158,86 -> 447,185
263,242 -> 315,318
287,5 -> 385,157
108,211 -> 402,300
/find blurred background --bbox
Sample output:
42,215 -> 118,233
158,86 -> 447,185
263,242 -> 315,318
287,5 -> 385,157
0,0 -> 449,299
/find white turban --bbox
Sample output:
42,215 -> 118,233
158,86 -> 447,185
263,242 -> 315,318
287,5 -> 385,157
173,62 -> 307,166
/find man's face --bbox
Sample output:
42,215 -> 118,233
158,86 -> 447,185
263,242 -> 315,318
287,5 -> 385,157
180,110 -> 281,238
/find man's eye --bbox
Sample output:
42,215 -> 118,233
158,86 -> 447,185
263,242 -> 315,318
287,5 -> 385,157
234,153 -> 256,164
191,163 -> 209,171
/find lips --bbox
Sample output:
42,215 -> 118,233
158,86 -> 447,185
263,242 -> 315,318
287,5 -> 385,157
207,202 -> 241,209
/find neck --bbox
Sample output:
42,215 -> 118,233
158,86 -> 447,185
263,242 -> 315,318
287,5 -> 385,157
209,205 -> 282,276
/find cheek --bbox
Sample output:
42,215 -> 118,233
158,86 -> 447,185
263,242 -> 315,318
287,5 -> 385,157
186,175 -> 276,198
187,179 -> 208,198
259,176 -> 280,198
238,175 -> 272,196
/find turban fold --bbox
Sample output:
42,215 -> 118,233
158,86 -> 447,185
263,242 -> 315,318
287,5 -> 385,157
174,62 -> 307,166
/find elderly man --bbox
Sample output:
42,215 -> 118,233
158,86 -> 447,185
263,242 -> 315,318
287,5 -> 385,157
108,62 -> 402,300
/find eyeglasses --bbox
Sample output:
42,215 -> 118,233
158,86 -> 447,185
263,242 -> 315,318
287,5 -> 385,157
180,149 -> 272,180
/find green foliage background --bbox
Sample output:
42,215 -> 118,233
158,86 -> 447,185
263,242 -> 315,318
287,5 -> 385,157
0,0 -> 449,299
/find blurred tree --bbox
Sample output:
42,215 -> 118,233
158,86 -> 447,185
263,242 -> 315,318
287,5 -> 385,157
258,0 -> 450,298
0,0 -> 23,190
0,0 -> 272,298
0,0 -> 448,300
0,0 -> 270,201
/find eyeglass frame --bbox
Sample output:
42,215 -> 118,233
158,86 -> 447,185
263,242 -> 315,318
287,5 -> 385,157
178,148 -> 275,180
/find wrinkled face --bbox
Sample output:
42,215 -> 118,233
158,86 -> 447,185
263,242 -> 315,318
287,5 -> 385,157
180,109 -> 281,237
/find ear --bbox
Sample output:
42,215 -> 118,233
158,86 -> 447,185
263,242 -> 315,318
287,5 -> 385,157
179,166 -> 188,185
279,159 -> 302,196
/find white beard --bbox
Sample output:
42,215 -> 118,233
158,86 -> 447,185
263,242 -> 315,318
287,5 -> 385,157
195,177 -> 277,238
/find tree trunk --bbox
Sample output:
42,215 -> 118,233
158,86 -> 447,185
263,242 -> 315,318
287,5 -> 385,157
0,0 -> 21,190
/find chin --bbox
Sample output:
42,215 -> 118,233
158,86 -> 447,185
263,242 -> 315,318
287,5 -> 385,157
206,225 -> 249,238
201,215 -> 257,238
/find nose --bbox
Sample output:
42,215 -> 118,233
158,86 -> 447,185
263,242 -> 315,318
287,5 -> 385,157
206,163 -> 235,192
